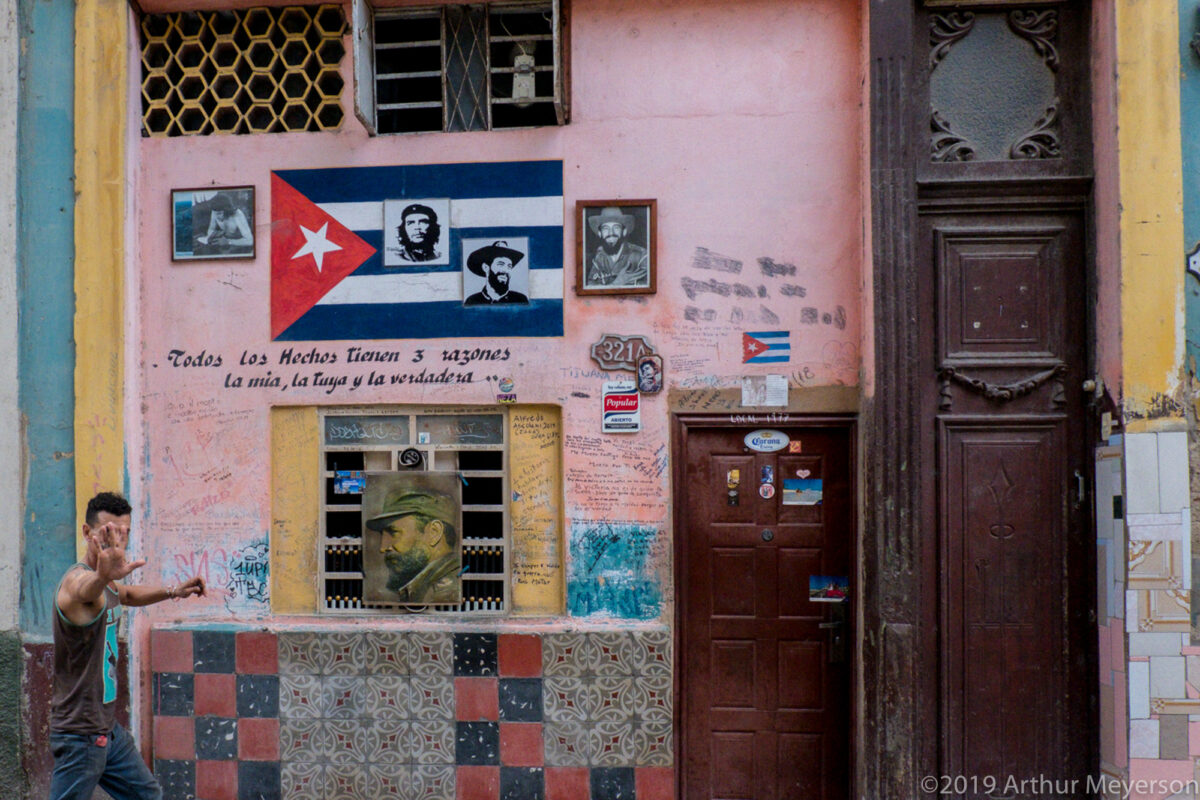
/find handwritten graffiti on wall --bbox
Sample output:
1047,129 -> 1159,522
567,522 -> 662,620
170,537 -> 269,606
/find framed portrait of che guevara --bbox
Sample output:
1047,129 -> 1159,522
361,471 -> 462,606
575,199 -> 657,296
171,186 -> 256,261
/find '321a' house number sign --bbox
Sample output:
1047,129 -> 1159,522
590,334 -> 655,371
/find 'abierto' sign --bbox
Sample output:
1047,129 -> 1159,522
602,380 -> 641,433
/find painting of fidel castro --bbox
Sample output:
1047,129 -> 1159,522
362,472 -> 462,605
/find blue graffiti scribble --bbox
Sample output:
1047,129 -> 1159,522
567,523 -> 661,620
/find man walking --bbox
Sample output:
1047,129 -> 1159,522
50,492 -> 206,800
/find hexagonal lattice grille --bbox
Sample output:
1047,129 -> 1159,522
140,5 -> 346,136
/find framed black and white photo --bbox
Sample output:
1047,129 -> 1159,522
462,237 -> 531,306
576,199 -> 656,296
171,186 -> 255,261
383,198 -> 451,267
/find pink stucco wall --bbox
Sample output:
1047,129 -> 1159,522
129,0 -> 864,627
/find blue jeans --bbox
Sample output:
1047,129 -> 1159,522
49,722 -> 162,800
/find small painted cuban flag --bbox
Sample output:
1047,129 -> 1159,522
742,331 -> 790,363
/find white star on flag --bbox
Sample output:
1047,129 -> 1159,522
291,222 -> 342,272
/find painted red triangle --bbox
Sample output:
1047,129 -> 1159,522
270,173 -> 377,340
742,333 -> 769,362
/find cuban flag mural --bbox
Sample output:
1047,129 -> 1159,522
271,160 -> 564,341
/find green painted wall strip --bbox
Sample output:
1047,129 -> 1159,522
18,0 -> 76,638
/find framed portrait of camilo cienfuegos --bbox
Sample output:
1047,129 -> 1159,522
576,199 -> 657,296
171,186 -> 256,261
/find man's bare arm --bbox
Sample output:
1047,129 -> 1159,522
119,576 -> 206,607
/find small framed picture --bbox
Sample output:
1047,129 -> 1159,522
171,186 -> 255,261
637,353 -> 663,394
576,200 -> 656,296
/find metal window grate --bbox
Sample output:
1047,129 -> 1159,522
140,5 -> 347,137
319,409 -> 510,615
370,0 -> 561,134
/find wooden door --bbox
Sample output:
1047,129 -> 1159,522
922,209 -> 1093,793
677,419 -> 853,800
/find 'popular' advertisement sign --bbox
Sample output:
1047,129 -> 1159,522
602,380 -> 641,433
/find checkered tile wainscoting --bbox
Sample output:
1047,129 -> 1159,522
151,628 -> 674,800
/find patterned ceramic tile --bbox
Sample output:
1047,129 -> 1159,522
322,675 -> 367,718
281,761 -> 324,800
543,722 -> 591,767
364,631 -> 410,676
279,675 -> 322,719
408,633 -> 454,676
411,764 -> 456,800
543,634 -> 588,677
631,722 -> 673,766
366,762 -> 412,797
542,677 -> 589,724
411,675 -> 455,719
630,675 -> 672,724
280,718 -> 327,762
323,632 -> 367,675
326,763 -> 372,800
323,719 -> 371,764
364,675 -> 412,718
588,632 -> 637,677
363,719 -> 410,763
590,720 -> 638,767
590,678 -> 636,724
408,719 -> 456,764
633,630 -> 672,677
278,632 -> 329,676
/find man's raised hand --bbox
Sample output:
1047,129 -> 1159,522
94,521 -> 146,581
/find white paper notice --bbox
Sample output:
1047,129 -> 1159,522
741,375 -> 788,407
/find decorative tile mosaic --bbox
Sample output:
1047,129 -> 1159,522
155,628 -> 675,800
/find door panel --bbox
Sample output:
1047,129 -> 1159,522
926,210 -> 1091,795
679,422 -> 853,800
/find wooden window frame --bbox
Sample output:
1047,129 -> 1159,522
319,406 -> 511,615
353,0 -> 567,135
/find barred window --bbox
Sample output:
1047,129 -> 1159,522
353,0 -> 567,135
139,5 -> 347,136
320,408 -> 509,615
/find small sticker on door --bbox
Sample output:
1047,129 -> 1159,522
727,469 -> 740,488
809,575 -> 848,602
788,441 -> 803,453
759,483 -> 775,499
783,478 -> 822,505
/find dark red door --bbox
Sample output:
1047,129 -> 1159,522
922,210 -> 1093,793
677,420 -> 853,800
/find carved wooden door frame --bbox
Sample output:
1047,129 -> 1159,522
863,1 -> 1097,796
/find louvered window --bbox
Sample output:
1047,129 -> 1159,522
353,0 -> 566,135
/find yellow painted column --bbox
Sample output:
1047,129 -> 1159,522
74,0 -> 126,535
1115,0 -> 1185,429
271,407 -> 321,613
508,406 -> 564,614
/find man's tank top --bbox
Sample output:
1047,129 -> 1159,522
50,564 -> 121,734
